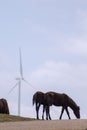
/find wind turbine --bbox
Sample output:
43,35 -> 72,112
8,48 -> 33,116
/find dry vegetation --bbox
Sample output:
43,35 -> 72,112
0,114 -> 35,122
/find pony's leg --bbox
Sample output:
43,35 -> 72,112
65,107 -> 71,119
36,103 -> 40,119
46,106 -> 51,120
48,107 -> 51,120
42,105 -> 45,120
49,114 -> 51,120
36,103 -> 38,119
46,106 -> 49,120
59,107 -> 64,120
42,106 -> 51,120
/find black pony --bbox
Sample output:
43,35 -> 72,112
44,91 -> 80,120
33,91 -> 51,120
0,98 -> 9,114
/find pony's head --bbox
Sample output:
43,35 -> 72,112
73,106 -> 80,119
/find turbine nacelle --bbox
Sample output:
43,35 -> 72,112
16,77 -> 24,80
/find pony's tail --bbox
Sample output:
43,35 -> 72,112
32,95 -> 35,106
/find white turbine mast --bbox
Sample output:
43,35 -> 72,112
17,48 -> 23,116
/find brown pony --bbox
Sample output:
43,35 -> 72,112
33,91 -> 51,120
44,91 -> 80,120
0,98 -> 9,114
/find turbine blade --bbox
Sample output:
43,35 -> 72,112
8,82 -> 18,94
19,48 -> 23,78
23,79 -> 36,90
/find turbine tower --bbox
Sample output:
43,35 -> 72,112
17,48 -> 23,116
8,48 -> 33,116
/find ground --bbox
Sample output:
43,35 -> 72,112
0,119 -> 87,130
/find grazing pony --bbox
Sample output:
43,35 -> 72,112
44,91 -> 80,120
0,98 -> 9,114
33,91 -> 51,120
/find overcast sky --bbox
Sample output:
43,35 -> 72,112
0,0 -> 87,119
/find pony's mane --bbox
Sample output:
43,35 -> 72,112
67,95 -> 78,109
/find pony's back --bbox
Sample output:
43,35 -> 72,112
1,98 -> 9,114
0,98 -> 9,114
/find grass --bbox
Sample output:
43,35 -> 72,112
0,114 -> 36,122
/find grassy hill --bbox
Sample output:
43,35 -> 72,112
0,114 -> 36,122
